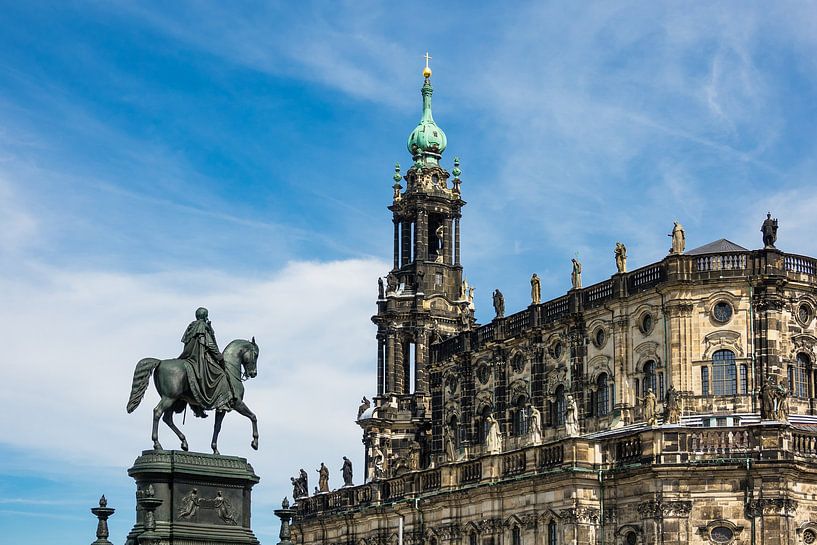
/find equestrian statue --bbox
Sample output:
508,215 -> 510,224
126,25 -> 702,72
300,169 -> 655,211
127,307 -> 260,454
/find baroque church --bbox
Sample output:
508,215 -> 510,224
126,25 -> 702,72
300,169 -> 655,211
292,62 -> 817,545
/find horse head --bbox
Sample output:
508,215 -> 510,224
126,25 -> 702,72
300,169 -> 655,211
223,338 -> 259,380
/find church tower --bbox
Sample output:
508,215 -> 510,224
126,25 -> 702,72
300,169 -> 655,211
360,57 -> 472,479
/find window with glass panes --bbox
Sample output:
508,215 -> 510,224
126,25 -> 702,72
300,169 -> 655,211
701,366 -> 710,396
712,350 -> 736,395
596,374 -> 609,416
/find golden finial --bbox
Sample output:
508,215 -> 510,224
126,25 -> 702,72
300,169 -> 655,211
423,51 -> 432,79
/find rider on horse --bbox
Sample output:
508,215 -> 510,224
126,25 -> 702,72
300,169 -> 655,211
180,307 -> 234,417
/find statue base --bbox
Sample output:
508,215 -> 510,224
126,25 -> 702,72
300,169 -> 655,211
126,450 -> 260,545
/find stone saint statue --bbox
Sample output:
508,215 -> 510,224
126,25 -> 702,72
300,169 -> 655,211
615,242 -> 627,273
571,258 -> 582,289
386,272 -> 398,294
357,396 -> 371,419
774,379 -> 789,421
493,289 -> 505,319
372,444 -> 385,480
486,414 -> 502,454
529,405 -> 543,445
530,273 -> 541,305
669,222 -> 685,254
341,456 -> 353,487
761,212 -> 779,249
377,277 -> 384,299
435,225 -> 445,262
643,388 -> 657,426
299,469 -> 308,496
444,425 -> 456,461
317,463 -> 329,493
565,395 -> 579,436
663,385 -> 681,424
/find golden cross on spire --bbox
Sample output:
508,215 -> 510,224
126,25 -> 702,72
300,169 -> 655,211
423,51 -> 432,79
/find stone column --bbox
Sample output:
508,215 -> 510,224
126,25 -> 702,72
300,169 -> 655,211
665,302 -> 694,393
444,218 -> 453,265
377,334 -> 386,396
416,209 -> 428,261
394,335 -> 405,395
454,217 -> 461,266
401,220 -> 412,267
386,334 -> 396,394
559,506 -> 600,545
415,328 -> 428,393
393,220 -> 400,269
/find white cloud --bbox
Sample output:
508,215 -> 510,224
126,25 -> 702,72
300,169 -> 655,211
0,257 -> 386,518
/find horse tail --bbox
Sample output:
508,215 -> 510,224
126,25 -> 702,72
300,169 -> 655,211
127,358 -> 161,413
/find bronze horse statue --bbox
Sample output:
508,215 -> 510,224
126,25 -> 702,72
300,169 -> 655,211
127,338 -> 259,454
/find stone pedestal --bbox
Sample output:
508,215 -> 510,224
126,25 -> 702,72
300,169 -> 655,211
126,450 -> 260,545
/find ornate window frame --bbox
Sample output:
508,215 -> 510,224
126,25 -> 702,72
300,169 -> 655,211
696,520 -> 743,545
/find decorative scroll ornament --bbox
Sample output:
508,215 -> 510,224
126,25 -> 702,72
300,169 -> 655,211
745,498 -> 798,518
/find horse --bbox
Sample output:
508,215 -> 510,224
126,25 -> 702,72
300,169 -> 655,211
127,338 -> 259,454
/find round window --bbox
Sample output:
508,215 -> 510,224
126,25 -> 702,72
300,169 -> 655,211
625,532 -> 638,545
713,301 -> 733,323
641,313 -> 654,334
709,526 -> 734,544
477,364 -> 491,385
799,303 -> 813,326
511,354 -> 525,373
594,328 -> 606,348
803,529 -> 816,545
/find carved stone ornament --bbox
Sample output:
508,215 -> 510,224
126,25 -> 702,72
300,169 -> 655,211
475,517 -> 505,534
637,499 -> 692,520
435,523 -> 461,539
703,330 -> 743,358
559,507 -> 600,524
745,498 -> 798,518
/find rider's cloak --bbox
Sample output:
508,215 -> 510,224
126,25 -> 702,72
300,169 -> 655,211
179,318 -> 233,411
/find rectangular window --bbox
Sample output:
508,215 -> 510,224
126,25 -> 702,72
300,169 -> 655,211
740,364 -> 748,395
701,367 -> 710,396
548,521 -> 558,545
713,363 -> 736,395
658,373 -> 665,399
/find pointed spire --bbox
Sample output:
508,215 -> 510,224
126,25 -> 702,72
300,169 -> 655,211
407,52 -> 447,166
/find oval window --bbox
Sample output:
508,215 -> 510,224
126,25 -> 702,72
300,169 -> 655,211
710,526 -> 734,544
641,313 -> 653,334
553,342 -> 563,359
713,302 -> 733,323
594,328 -> 606,347
799,303 -> 813,325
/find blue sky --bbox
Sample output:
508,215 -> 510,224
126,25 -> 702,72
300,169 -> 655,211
2,2 -> 817,544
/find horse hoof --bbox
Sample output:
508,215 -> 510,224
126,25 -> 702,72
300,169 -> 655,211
181,440 -> 189,451
212,449 -> 220,456
251,439 -> 258,450
153,442 -> 163,451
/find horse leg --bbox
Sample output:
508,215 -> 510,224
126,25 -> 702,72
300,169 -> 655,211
232,399 -> 259,450
162,408 -> 189,451
211,410 -> 226,455
151,397 -> 176,450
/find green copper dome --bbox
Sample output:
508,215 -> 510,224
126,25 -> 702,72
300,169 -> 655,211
407,78 -> 447,164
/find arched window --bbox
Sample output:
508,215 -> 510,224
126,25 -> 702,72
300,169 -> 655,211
554,386 -> 566,426
548,521 -> 558,545
792,353 -> 811,398
701,366 -> 710,396
712,350 -> 737,395
512,396 -> 529,436
470,532 -> 478,545
596,374 -> 609,416
643,361 -> 656,394
512,526 -> 522,545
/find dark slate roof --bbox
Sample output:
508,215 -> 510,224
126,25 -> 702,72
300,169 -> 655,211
685,238 -> 749,256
